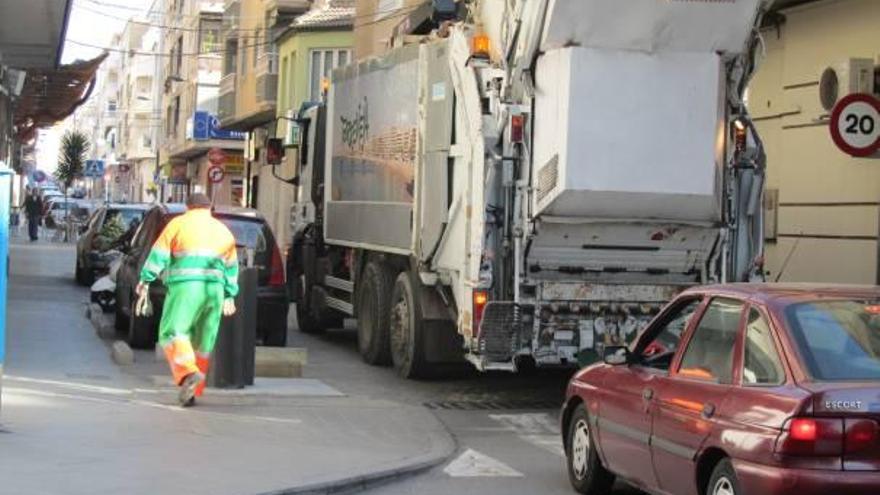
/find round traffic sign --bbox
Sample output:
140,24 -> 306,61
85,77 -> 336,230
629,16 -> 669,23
207,147 -> 226,166
207,165 -> 225,184
829,93 -> 880,157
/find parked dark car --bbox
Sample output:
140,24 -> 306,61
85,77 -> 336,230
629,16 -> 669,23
114,204 -> 289,348
75,203 -> 149,285
561,283 -> 880,495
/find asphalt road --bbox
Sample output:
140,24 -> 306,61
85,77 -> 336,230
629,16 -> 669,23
287,319 -> 643,495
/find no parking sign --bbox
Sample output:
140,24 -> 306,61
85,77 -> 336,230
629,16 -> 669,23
829,93 -> 880,157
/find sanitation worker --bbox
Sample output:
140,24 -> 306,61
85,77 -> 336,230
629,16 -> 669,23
136,193 -> 238,407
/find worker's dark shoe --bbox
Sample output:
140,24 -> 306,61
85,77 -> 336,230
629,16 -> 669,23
178,372 -> 204,407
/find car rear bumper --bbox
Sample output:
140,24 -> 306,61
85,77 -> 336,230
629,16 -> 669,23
735,459 -> 880,495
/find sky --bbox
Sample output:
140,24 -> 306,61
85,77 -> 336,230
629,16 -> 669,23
61,0 -> 154,64
35,0 -> 153,172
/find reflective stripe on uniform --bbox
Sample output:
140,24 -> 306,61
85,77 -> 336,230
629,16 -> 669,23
166,268 -> 224,278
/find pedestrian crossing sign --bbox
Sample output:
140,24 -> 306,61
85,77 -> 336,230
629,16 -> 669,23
84,160 -> 105,178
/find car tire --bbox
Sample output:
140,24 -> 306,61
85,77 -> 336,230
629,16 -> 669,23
75,261 -> 84,285
356,261 -> 393,365
566,406 -> 615,495
389,271 -> 430,379
706,458 -> 740,495
114,288 -> 128,333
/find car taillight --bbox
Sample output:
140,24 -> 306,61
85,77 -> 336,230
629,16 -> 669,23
473,290 -> 488,336
776,417 -> 844,456
776,417 -> 880,457
269,245 -> 285,287
845,419 -> 879,454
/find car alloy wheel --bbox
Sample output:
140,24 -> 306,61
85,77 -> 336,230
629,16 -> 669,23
712,477 -> 735,495
571,418 -> 591,480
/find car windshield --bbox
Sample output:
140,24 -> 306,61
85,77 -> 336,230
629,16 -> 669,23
786,299 -> 880,381
106,208 -> 145,229
218,217 -> 267,253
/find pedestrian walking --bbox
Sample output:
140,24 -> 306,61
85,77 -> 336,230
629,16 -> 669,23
136,193 -> 238,407
23,188 -> 43,242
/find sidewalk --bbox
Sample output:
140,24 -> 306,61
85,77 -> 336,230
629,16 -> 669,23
0,240 -> 455,495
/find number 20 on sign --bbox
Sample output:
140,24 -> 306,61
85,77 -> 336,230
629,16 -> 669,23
830,93 -> 880,157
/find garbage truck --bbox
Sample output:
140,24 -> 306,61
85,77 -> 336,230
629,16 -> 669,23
284,0 -> 770,378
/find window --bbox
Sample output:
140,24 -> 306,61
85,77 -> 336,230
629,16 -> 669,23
308,48 -> 352,101
224,40 -> 238,75
107,100 -> 118,112
639,298 -> 702,371
175,36 -> 184,76
678,298 -> 743,384
743,308 -> 785,386
172,96 -> 180,135
786,299 -> 880,381
199,19 -> 221,54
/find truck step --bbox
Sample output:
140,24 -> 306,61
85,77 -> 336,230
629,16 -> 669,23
325,276 -> 354,293
325,295 -> 354,316
478,302 -> 520,362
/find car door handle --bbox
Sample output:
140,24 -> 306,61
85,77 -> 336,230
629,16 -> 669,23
642,388 -> 654,401
702,403 -> 716,419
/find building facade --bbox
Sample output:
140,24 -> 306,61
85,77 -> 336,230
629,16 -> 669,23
161,0 -> 245,204
267,0 -> 353,246
749,0 -> 880,284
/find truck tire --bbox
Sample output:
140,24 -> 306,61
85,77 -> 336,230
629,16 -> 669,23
356,261 -> 393,365
389,271 -> 430,379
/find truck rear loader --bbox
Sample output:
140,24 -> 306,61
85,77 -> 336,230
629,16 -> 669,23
285,0 -> 770,377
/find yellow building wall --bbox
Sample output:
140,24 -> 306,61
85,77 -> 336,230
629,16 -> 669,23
749,0 -> 880,284
234,0 -> 267,121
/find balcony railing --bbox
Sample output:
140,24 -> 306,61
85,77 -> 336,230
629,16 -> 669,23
222,0 -> 240,38
218,73 -> 237,122
255,53 -> 279,106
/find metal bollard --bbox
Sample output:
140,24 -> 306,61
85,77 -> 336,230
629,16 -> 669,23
0,165 -> 12,413
207,267 -> 257,388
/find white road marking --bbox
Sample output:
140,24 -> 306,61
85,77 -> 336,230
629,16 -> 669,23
443,448 -> 524,478
488,413 -> 564,457
5,375 -> 131,396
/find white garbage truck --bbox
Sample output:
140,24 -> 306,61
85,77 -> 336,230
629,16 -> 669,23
285,0 -> 770,377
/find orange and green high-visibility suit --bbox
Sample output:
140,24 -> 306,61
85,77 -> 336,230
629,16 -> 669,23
140,207 -> 239,395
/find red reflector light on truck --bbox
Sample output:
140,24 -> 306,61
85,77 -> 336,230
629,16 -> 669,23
510,114 -> 525,143
473,290 -> 489,335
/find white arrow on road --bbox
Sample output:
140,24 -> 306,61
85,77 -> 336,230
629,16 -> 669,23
443,448 -> 524,478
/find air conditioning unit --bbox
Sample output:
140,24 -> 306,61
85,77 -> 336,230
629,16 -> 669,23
819,58 -> 875,112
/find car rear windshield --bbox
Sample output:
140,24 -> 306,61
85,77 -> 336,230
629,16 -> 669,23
786,299 -> 880,381
217,217 -> 268,253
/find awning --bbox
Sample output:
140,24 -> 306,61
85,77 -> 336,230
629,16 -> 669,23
13,53 -> 107,143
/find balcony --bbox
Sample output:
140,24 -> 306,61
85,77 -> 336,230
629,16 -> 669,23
264,0 -> 310,14
218,73 -> 237,124
222,0 -> 240,38
255,52 -> 279,106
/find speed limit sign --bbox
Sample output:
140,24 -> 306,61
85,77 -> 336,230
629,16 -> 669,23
829,93 -> 880,157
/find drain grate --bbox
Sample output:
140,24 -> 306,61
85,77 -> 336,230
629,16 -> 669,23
423,399 -> 560,411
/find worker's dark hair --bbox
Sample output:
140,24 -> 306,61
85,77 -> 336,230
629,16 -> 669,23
186,193 -> 212,209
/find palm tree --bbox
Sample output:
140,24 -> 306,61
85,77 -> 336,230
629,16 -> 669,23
55,130 -> 89,240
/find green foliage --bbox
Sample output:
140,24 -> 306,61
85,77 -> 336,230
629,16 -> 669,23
56,130 -> 90,190
94,214 -> 126,251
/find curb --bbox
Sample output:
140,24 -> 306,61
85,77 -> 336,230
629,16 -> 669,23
257,451 -> 450,495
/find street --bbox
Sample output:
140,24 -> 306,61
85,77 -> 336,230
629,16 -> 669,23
0,235 -> 639,495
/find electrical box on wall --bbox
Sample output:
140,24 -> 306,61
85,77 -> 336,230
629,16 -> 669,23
819,58 -> 875,112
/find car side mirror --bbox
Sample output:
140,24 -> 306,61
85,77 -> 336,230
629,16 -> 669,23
603,346 -> 631,366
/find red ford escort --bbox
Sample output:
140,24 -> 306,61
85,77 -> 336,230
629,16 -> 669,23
561,284 -> 880,495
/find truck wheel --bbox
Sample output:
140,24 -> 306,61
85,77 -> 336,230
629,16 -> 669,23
389,272 -> 429,379
356,261 -> 393,365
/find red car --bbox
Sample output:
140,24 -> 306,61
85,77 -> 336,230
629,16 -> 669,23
561,284 -> 880,495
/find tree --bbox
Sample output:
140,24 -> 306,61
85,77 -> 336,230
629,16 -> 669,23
56,130 -> 89,192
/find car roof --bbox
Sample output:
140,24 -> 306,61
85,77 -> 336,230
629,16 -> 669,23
105,203 -> 151,210
154,203 -> 265,221
682,283 -> 880,305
